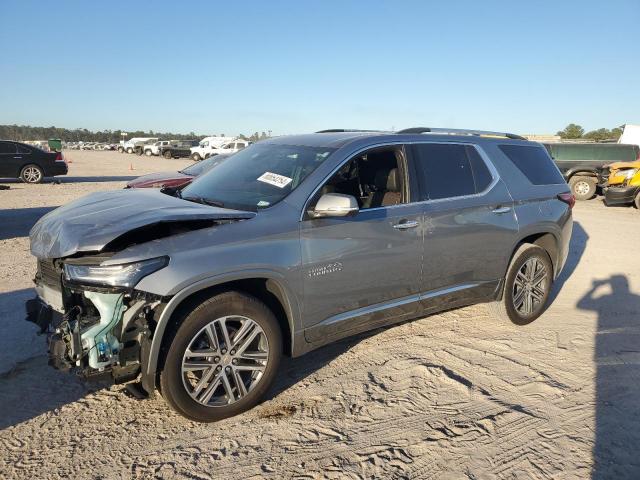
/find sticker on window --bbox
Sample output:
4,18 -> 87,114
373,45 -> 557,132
257,172 -> 292,189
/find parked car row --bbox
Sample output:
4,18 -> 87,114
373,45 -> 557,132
118,136 -> 252,161
66,142 -> 119,151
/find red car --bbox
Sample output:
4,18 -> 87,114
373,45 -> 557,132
125,154 -> 231,189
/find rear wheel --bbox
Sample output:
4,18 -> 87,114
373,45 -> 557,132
569,175 -> 596,201
160,291 -> 282,422
126,147 -> 133,154
634,191 -> 640,210
489,244 -> 553,325
163,150 -> 172,159
20,164 -> 44,184
145,149 -> 153,156
117,146 -> 124,153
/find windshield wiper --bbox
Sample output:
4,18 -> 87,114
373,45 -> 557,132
183,195 -> 224,208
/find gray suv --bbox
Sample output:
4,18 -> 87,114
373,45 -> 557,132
27,128 -> 574,422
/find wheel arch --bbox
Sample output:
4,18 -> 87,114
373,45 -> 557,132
146,272 -> 299,387
565,167 -> 599,179
505,231 -> 559,285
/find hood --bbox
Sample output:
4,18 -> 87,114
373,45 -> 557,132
606,160 -> 640,171
30,189 -> 255,259
126,171 -> 193,188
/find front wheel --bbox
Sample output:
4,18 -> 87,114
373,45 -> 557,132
569,175 -> 596,201
145,149 -> 153,156
191,153 -> 201,161
20,164 -> 44,184
489,244 -> 553,325
163,150 -> 172,159
160,291 -> 282,422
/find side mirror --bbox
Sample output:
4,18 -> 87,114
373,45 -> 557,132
309,193 -> 359,218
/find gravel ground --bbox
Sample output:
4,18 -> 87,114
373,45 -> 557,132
0,151 -> 639,479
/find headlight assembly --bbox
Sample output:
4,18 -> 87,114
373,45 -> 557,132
621,168 -> 638,180
63,257 -> 168,288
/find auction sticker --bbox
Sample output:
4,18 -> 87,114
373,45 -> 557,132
257,172 -> 292,188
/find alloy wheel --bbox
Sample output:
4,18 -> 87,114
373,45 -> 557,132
512,257 -> 548,315
181,315 -> 269,407
23,167 -> 42,183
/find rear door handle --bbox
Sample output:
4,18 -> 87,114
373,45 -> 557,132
393,220 -> 419,230
492,206 -> 511,214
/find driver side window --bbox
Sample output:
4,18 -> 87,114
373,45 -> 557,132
315,145 -> 407,210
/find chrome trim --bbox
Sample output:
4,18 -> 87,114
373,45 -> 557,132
393,220 -> 419,229
300,141 -> 502,220
317,282 -> 484,329
492,206 -> 512,214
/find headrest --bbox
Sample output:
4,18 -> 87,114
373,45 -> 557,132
374,168 -> 399,191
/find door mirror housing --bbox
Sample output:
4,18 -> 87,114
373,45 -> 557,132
309,193 -> 359,218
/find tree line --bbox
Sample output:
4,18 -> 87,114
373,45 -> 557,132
0,124 -> 271,143
556,123 -> 623,142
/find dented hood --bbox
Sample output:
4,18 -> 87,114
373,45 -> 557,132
30,189 -> 255,259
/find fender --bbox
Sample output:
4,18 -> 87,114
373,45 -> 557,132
563,165 -> 599,179
144,269 -> 302,380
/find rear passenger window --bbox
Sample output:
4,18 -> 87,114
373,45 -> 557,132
412,144 -> 493,200
0,142 -> 16,154
499,145 -> 565,185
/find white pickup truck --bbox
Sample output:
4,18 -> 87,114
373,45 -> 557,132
190,137 -> 250,160
144,140 -> 171,156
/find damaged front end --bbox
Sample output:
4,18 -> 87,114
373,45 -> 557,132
26,255 -> 167,392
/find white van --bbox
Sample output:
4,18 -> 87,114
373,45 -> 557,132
190,136 -> 236,160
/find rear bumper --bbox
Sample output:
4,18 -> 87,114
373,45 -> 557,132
604,185 -> 639,206
48,162 -> 68,176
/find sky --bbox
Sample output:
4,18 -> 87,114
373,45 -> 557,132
1,0 -> 639,136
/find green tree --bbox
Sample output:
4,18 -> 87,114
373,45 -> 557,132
557,123 -> 585,139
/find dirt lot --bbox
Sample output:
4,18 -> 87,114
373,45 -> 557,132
0,151 -> 639,479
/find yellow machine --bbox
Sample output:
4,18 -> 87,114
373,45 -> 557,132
604,167 -> 640,209
604,159 -> 640,186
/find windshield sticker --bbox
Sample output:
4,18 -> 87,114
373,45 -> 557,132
257,200 -> 270,208
257,172 -> 292,189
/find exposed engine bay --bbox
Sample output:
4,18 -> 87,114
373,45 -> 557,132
26,256 -> 165,388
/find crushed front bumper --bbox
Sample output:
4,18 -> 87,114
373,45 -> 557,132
26,275 -> 161,391
604,185 -> 639,206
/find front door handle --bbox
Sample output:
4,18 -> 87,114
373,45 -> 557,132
492,206 -> 512,214
393,220 -> 419,230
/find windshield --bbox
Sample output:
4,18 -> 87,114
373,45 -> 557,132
182,154 -> 231,176
181,143 -> 335,211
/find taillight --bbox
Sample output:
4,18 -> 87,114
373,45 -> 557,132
55,152 -> 65,162
557,192 -> 575,209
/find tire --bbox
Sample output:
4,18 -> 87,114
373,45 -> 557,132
117,146 -> 124,153
634,191 -> 640,210
126,147 -> 133,154
145,149 -> 153,156
160,291 -> 282,422
20,164 -> 44,184
488,243 -> 553,325
191,153 -> 201,161
163,150 -> 172,159
569,175 -> 596,201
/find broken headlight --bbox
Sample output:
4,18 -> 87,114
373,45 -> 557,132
63,257 -> 168,288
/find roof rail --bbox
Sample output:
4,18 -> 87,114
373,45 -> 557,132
315,129 -> 384,133
396,127 -> 527,141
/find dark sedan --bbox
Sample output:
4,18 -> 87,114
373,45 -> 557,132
0,140 -> 68,183
125,153 -> 231,189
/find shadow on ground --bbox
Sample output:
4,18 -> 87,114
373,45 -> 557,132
0,175 -> 136,184
578,275 -> 640,478
0,206 -> 57,240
